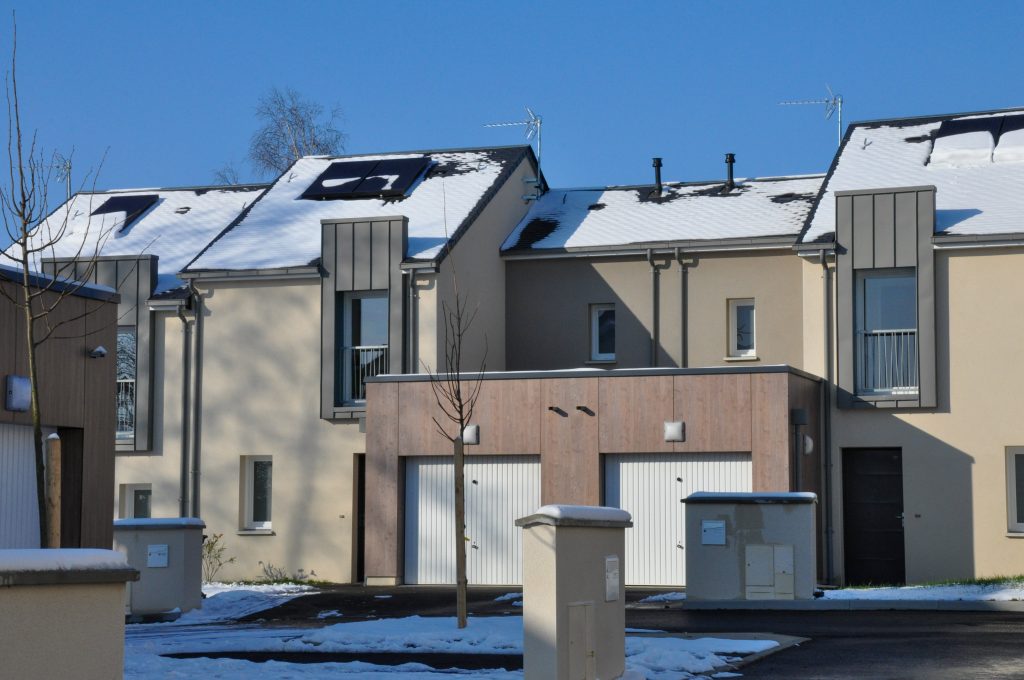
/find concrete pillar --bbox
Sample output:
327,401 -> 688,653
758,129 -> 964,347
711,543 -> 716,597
516,504 -> 632,680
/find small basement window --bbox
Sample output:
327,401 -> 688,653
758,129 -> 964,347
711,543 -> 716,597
1007,448 -> 1024,533
728,299 -> 756,358
590,304 -> 616,361
119,483 -> 152,519
243,456 -> 273,530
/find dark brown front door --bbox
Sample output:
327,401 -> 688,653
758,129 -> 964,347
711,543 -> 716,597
842,448 -> 906,585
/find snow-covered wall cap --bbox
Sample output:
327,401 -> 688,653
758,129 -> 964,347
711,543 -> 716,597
515,504 -> 633,529
684,491 -> 818,505
502,174 -> 823,252
0,549 -> 138,586
802,107 -> 1024,244
113,517 -> 206,530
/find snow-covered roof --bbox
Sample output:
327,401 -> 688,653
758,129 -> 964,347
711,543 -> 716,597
501,175 -> 824,253
6,185 -> 267,294
801,107 -> 1024,244
185,146 -> 532,272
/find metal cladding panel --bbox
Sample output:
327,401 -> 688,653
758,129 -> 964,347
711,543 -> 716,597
352,222 -> 373,290
0,423 -> 40,548
404,455 -> 541,585
604,453 -> 752,586
894,193 -> 918,268
852,194 -> 875,270
873,193 -> 896,269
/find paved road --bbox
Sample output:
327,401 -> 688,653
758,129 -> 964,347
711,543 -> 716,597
628,607 -> 1024,679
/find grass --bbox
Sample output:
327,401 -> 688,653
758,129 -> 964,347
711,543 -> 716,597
846,575 -> 1024,589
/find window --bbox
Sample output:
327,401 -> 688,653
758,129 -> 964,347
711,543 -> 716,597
336,291 -> 389,404
116,327 -> 137,440
243,456 -> 273,530
590,304 -> 615,361
855,269 -> 917,396
728,299 -> 756,358
119,483 -> 151,519
1007,449 -> 1024,533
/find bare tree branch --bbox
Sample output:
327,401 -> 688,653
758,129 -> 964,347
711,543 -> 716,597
248,87 -> 346,177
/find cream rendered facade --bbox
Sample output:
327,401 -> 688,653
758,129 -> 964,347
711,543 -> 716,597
801,247 -> 1024,584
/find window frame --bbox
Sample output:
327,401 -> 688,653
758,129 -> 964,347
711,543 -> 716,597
853,268 -> 919,398
119,483 -> 152,519
335,290 -> 390,406
589,303 -> 616,362
727,298 -> 756,358
1007,448 -> 1024,533
243,456 -> 273,531
116,326 -> 138,440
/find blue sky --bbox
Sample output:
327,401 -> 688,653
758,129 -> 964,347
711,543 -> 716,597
3,1 -> 1024,250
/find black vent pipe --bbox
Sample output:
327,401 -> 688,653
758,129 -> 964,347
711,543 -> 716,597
652,157 -> 663,197
724,153 -> 736,191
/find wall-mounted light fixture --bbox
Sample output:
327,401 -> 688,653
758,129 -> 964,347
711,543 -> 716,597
5,375 -> 30,412
664,421 -> 685,443
462,424 -> 480,446
88,345 -> 108,359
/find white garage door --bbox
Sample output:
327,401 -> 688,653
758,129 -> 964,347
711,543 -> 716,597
405,455 -> 540,585
605,453 -> 752,586
0,423 -> 41,548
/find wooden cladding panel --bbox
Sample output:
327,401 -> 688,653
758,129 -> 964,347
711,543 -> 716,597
598,376 -> 674,453
540,378 -> 600,505
397,381 -> 458,455
364,381 -> 401,578
673,374 -> 752,453
0,282 -> 18,424
33,294 -> 87,428
751,372 -> 790,491
80,300 -> 117,547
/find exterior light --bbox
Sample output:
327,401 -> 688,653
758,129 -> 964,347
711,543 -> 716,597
664,421 -> 685,443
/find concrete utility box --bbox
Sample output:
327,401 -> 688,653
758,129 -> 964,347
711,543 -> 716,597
113,517 -> 205,617
683,492 -> 817,601
516,504 -> 632,680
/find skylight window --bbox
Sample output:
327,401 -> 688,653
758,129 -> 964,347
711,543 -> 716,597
90,194 -> 159,229
300,157 -> 431,201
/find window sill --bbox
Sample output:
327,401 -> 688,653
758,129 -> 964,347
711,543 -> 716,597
237,529 -> 275,536
585,359 -> 617,366
723,355 -> 759,362
1005,532 -> 1024,538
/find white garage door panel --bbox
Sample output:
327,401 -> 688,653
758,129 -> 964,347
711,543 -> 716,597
605,453 -> 752,586
405,455 -> 540,585
0,423 -> 41,549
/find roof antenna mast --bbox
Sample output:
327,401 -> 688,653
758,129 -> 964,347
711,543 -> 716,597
779,85 -> 844,146
484,107 -> 543,199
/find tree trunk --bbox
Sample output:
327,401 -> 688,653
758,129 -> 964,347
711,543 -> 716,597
454,437 -> 468,628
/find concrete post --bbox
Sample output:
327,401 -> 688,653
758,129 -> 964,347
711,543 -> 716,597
516,504 -> 632,680
44,434 -> 61,549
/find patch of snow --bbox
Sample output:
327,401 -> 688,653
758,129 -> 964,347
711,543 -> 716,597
823,581 -> 1024,601
639,592 -> 688,603
494,592 -> 522,602
316,610 -> 343,619
994,126 -> 1024,164
532,504 -> 632,523
0,548 -> 128,571
502,175 -> 824,251
804,110 -> 1024,242
930,130 -> 994,167
134,582 -> 315,625
374,594 -> 393,599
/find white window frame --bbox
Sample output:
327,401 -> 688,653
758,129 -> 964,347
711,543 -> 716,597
728,298 -> 756,358
119,483 -> 152,519
590,303 -> 616,361
1007,448 -> 1024,533
243,456 -> 273,530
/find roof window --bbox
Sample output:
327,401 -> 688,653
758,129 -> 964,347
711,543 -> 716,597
91,194 -> 159,230
300,157 -> 431,201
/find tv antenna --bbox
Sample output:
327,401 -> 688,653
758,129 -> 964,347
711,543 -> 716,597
52,152 -> 73,201
779,85 -> 844,146
485,107 -> 543,197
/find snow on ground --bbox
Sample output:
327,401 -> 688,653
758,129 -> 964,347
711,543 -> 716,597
639,592 -> 688,603
824,581 -> 1024,601
493,592 -> 521,602
125,586 -> 777,679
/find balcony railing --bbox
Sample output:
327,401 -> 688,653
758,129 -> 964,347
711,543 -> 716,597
856,329 -> 918,396
116,379 -> 135,439
342,345 -> 389,402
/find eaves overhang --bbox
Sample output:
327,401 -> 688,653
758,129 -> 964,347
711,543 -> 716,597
501,235 -> 797,261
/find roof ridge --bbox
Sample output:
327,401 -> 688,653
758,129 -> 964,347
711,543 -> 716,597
307,144 -> 533,161
77,183 -> 271,195
848,104 -> 1024,129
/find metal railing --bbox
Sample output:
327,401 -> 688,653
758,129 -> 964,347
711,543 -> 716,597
116,379 -> 136,439
856,329 -> 918,395
342,345 -> 389,402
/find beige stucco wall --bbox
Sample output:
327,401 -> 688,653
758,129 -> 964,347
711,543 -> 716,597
115,310 -> 188,519
505,250 -> 805,371
803,247 -> 1024,584
194,279 -> 364,583
0,582 -> 126,680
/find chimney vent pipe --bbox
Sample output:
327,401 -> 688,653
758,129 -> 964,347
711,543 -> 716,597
652,157 -> 663,198
724,153 -> 736,191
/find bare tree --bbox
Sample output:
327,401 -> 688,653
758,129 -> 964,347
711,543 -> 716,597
212,160 -> 243,186
0,19 -> 114,547
248,87 -> 345,176
424,249 -> 487,629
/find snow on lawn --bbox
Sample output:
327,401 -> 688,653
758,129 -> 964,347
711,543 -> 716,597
133,583 -> 314,626
824,581 -> 1024,601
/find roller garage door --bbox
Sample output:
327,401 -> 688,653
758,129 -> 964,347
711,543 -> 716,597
604,453 -> 752,586
0,423 -> 40,548
404,455 -> 540,585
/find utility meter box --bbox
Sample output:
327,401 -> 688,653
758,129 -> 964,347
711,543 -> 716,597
516,505 -> 632,680
683,492 -> 817,601
113,517 -> 205,617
